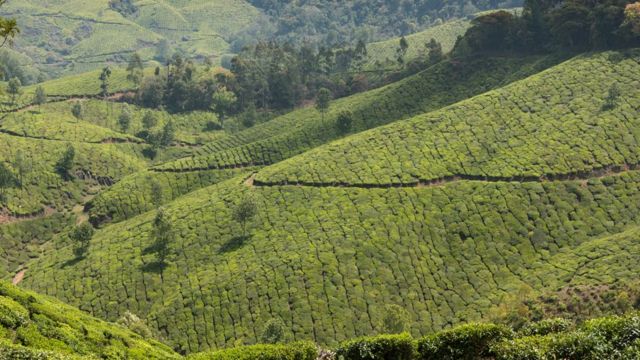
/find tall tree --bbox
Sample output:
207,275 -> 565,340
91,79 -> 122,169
315,88 -> 332,121
211,86 -> 237,128
13,150 -> 31,189
71,223 -> 94,258
7,77 -> 21,105
32,86 -> 46,108
0,162 -> 15,200
127,53 -> 144,87
99,66 -> 112,98
142,111 -> 157,130
0,0 -> 18,47
152,208 -> 174,266
397,36 -> 409,66
118,106 -> 132,132
71,102 -> 83,123
232,196 -> 258,238
55,145 -> 75,180
426,38 -> 444,64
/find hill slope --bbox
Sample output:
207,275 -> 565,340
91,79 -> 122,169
0,281 -> 179,358
17,49 -> 640,354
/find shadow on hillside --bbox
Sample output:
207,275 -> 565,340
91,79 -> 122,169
141,261 -> 166,274
61,256 -> 84,268
218,235 -> 250,254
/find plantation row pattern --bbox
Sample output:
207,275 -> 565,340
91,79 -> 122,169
21,170 -> 640,353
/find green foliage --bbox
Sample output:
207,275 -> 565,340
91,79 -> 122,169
315,88 -> 332,120
519,318 -> 573,337
417,323 -> 512,360
211,87 -> 237,127
336,333 -> 415,360
0,281 -> 179,359
152,208 -> 174,265
31,86 -> 46,106
381,305 -> 409,334
232,196 -> 258,237
0,162 -> 16,198
188,341 -> 317,360
7,77 -> 21,104
54,146 -> 75,180
70,102 -> 83,121
99,66 -> 112,98
70,223 -> 94,258
142,111 -> 158,130
336,111 -> 353,134
127,53 -> 144,86
260,318 -> 285,344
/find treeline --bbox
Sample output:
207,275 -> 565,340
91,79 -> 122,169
133,38 -> 443,121
241,0 -> 523,46
454,0 -> 640,55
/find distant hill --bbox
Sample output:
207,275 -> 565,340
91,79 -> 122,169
1,0 -> 260,78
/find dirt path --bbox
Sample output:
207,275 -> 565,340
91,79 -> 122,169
12,270 -> 25,285
248,164 -> 640,189
0,207 -> 56,226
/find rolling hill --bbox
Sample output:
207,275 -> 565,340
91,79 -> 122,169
11,48 -> 640,355
1,0 -> 260,77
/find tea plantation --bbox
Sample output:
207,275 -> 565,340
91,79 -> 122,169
255,50 -> 640,186
154,54 -> 563,172
0,280 -> 179,359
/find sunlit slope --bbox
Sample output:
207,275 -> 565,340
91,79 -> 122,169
156,54 -> 562,172
0,281 -> 179,359
256,50 -> 640,186
22,167 -> 640,352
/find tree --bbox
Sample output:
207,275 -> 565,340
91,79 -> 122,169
624,2 -> 640,36
118,106 -> 132,132
7,77 -> 21,105
260,318 -> 285,344
397,36 -> 409,66
426,38 -> 444,64
0,162 -> 15,200
211,86 -> 237,128
13,150 -> 31,189
127,53 -> 144,86
336,111 -> 353,134
160,120 -> 175,147
55,145 -> 75,180
142,111 -> 158,130
99,66 -> 112,98
32,86 -> 46,107
71,223 -> 94,258
315,88 -> 332,121
71,102 -> 83,122
150,178 -> 163,209
152,208 -> 174,265
232,196 -> 258,237
136,75 -> 165,108
381,304 -> 409,334
602,83 -> 621,111
0,1 -> 18,48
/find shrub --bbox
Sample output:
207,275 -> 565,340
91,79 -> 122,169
519,318 -> 573,337
335,333 -> 415,360
188,341 -> 317,360
417,323 -> 511,360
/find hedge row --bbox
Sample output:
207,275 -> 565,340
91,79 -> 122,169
188,341 -> 317,360
336,314 -> 640,360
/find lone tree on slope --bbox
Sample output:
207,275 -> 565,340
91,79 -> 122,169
71,223 -> 94,258
315,88 -> 332,121
232,196 -> 258,238
152,208 -> 174,266
32,86 -> 46,108
7,77 -> 21,105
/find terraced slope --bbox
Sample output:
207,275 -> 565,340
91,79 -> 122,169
2,0 -> 260,76
364,18 -> 470,69
18,49 -> 640,353
155,54 -> 563,172
255,50 -> 640,186
0,281 -> 179,358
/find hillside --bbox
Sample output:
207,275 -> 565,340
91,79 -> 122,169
11,49 -> 640,354
1,0 -> 260,78
0,280 -> 179,359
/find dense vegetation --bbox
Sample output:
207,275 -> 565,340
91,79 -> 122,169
0,281 -> 179,359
